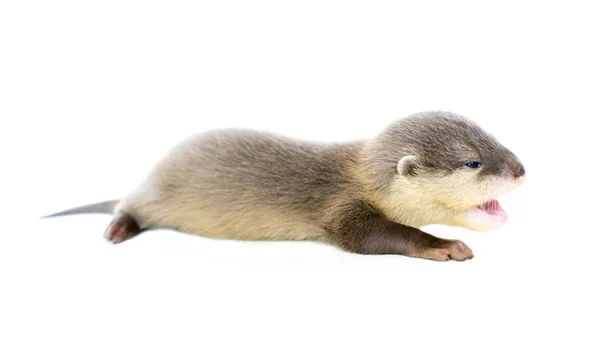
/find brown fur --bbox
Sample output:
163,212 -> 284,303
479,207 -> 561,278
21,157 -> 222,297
44,111 -> 525,261
104,211 -> 141,243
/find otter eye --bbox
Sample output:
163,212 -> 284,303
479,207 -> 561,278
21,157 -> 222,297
465,161 -> 482,169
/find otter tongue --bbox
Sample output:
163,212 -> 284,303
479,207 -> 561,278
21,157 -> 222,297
477,199 -> 506,216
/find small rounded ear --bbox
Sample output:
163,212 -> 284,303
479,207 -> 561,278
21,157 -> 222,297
397,155 -> 419,176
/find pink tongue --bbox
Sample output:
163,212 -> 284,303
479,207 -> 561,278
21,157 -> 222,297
477,199 -> 506,216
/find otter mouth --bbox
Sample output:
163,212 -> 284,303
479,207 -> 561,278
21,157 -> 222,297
474,199 -> 507,219
460,199 -> 508,231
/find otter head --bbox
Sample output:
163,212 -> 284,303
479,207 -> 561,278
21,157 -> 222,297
363,111 -> 525,231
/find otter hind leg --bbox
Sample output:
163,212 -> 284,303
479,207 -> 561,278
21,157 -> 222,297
104,211 -> 143,244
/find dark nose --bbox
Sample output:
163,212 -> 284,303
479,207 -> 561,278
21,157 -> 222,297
512,162 -> 526,178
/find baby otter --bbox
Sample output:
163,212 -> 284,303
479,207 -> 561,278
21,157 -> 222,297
44,111 -> 525,261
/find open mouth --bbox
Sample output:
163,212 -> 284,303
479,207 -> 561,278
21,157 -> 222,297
462,199 -> 508,231
475,199 -> 507,220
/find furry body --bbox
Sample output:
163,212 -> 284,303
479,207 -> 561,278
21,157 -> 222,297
46,111 -> 525,261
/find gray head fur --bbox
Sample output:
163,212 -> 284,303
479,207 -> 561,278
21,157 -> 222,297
361,111 -> 524,194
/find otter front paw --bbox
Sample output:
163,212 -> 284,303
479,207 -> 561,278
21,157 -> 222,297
422,240 -> 474,262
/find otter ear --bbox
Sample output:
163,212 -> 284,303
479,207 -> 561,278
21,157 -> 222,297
397,155 -> 419,176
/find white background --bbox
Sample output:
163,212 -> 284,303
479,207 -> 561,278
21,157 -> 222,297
1,1 -> 598,346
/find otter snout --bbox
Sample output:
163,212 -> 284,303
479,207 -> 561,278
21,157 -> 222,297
512,162 -> 525,177
511,161 -> 526,182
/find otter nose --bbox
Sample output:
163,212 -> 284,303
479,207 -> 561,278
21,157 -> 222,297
512,163 -> 526,179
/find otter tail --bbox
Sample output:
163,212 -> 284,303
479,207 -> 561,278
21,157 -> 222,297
41,199 -> 120,218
